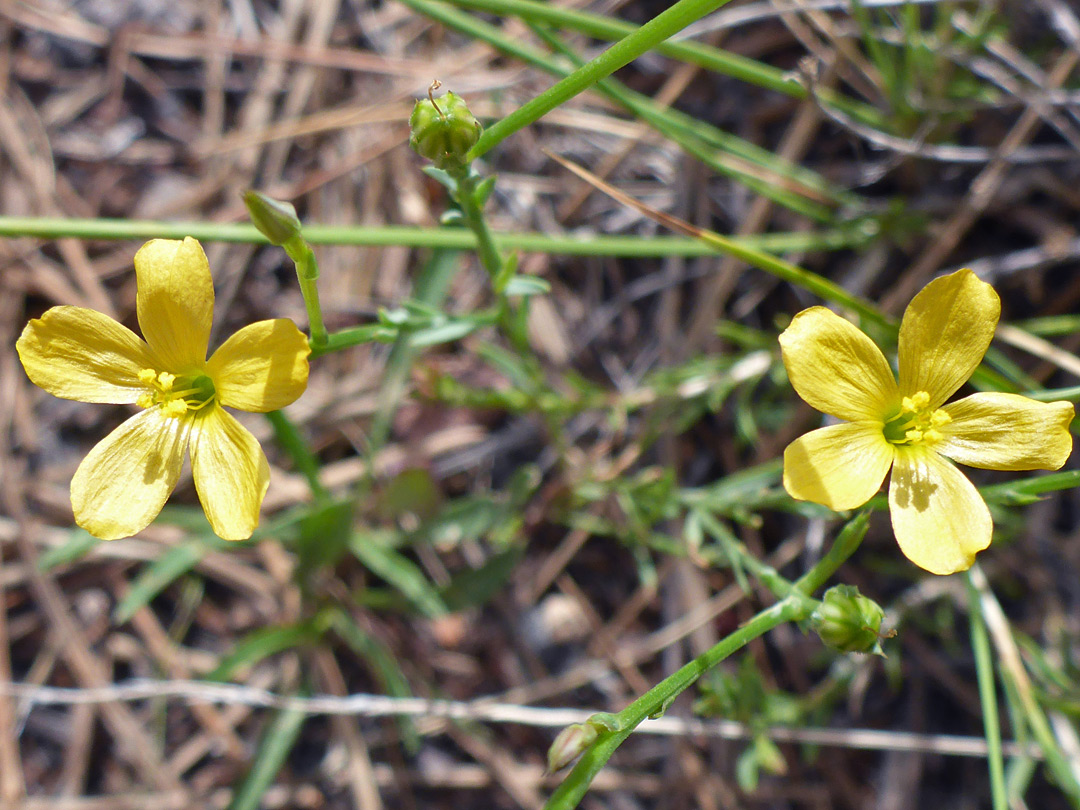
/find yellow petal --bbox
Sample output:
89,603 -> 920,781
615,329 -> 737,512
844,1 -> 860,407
897,269 -> 999,407
190,406 -> 269,540
938,393 -> 1074,471
17,306 -> 156,404
783,422 -> 895,510
206,319 -> 311,412
779,307 -> 899,422
135,237 -> 214,372
71,408 -> 192,539
888,446 -> 992,575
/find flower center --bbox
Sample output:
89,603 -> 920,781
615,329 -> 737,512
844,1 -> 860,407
882,390 -> 951,446
136,368 -> 216,419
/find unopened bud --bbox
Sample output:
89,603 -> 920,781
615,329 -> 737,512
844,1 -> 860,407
243,191 -> 303,247
810,584 -> 887,655
409,90 -> 481,169
547,722 -> 598,773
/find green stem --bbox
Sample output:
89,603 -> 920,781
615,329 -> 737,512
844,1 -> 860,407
544,601 -> 798,810
545,512 -> 870,809
969,566 -> 1080,805
285,239 -> 328,348
401,0 -> 854,218
525,20 -> 842,220
467,0 -> 739,159
692,509 -> 798,600
441,0 -> 883,128
793,511 -> 871,596
696,229 -> 891,329
451,169 -> 506,286
965,570 -> 1007,810
0,216 -> 866,256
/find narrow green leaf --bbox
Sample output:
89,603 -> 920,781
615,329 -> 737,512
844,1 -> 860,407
332,610 -> 420,751
37,529 -> 101,572
349,534 -> 448,618
113,540 -> 205,624
206,620 -> 327,683
226,701 -> 307,810
439,546 -> 523,611
265,409 -> 325,498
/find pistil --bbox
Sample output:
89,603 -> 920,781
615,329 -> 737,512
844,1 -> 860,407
137,368 -> 216,418
882,390 -> 951,446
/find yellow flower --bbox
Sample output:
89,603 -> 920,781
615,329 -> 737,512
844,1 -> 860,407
780,269 -> 1074,575
17,237 -> 310,541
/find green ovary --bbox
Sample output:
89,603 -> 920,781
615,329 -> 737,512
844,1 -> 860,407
882,390 -> 951,446
137,368 -> 216,418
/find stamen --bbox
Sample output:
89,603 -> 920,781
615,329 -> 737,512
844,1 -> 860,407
163,400 -> 188,418
884,391 -> 949,447
137,368 -> 216,419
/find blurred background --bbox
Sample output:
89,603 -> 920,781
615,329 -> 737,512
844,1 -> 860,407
3,0 -> 1080,808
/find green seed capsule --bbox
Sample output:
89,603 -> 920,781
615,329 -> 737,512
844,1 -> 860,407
409,91 -> 481,169
810,584 -> 887,654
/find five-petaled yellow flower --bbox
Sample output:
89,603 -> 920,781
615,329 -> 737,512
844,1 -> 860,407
780,269 -> 1074,575
17,237 -> 310,541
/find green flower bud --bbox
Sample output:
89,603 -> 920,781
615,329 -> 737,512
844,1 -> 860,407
810,584 -> 887,655
243,191 -> 303,247
547,722 -> 599,773
409,91 -> 481,169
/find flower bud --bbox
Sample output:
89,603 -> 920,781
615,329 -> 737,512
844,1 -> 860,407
810,584 -> 886,654
243,191 -> 303,247
547,722 -> 599,773
409,91 -> 481,169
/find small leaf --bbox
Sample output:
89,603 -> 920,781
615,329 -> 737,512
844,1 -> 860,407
409,319 -> 480,347
493,249 -> 518,293
474,175 -> 497,206
422,165 -> 458,192
503,275 -> 551,297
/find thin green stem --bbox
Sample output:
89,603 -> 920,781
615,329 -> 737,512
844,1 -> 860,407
692,509 -> 798,600
0,216 -> 864,256
695,229 -> 891,329
400,0 -> 854,218
450,169 -> 507,286
466,0 -> 739,159
545,513 -> 870,809
368,248 -> 461,452
286,240 -> 328,347
966,570 -> 1007,810
310,325 -> 389,358
525,20 -> 843,220
544,601 -> 798,810
968,565 -> 1080,804
793,511 -> 871,596
441,0 -> 884,127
